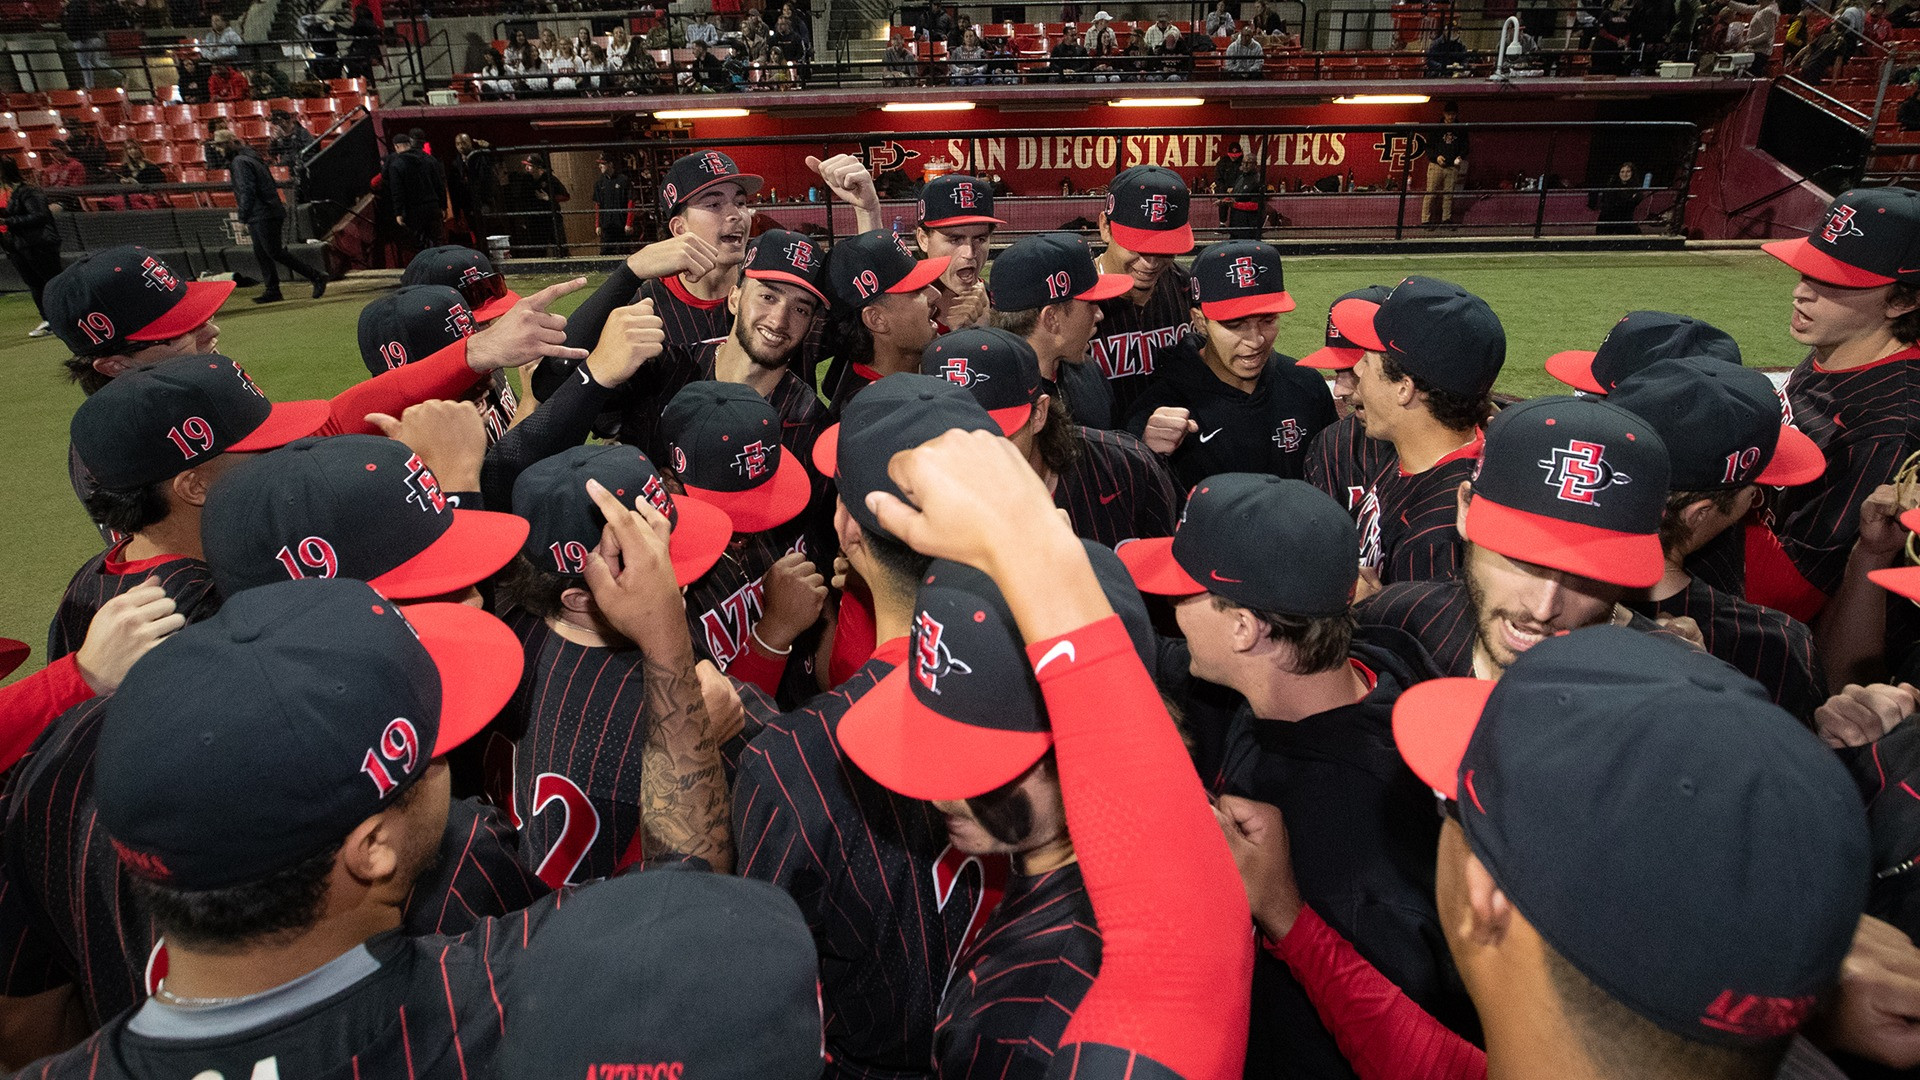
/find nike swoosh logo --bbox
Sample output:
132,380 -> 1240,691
1035,641 -> 1076,673
1099,491 -> 1120,505
1198,428 -> 1223,442
1210,570 -> 1244,583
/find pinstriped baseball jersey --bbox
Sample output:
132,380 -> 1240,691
1091,265 -> 1195,424
1350,436 -> 1481,587
1628,576 -> 1827,722
46,541 -> 221,663
1053,427 -> 1179,548
1304,413 -> 1396,510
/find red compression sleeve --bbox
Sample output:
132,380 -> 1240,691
321,338 -> 485,436
0,656 -> 94,772
829,584 -> 877,689
1273,906 -> 1486,1080
726,641 -> 787,698
1030,615 -> 1253,1080
1744,520 -> 1828,623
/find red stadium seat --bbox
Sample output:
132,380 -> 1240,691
327,77 -> 367,95
205,190 -> 236,207
162,104 -> 193,125
192,102 -> 229,121
228,100 -> 267,119
13,109 -> 60,129
177,166 -> 208,183
44,89 -> 84,108
266,97 -> 296,115
232,118 -> 268,139
142,142 -> 174,165
24,128 -> 67,149
0,130 -> 27,152
132,122 -> 165,141
124,104 -> 158,124
166,192 -> 200,207
303,96 -> 337,115
303,116 -> 329,136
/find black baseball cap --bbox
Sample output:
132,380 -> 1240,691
70,355 -> 329,491
1766,187 -> 1920,288
985,232 -> 1130,313
1120,474 -> 1356,615
839,543 -> 1155,800
743,228 -> 828,304
661,149 -> 763,217
1189,241 -> 1294,321
1393,625 -> 1867,1047
1103,165 -> 1194,255
811,374 -> 1000,540
96,578 -> 523,891
357,285 -> 476,375
497,871 -> 822,1080
45,245 -> 234,355
201,434 -> 529,600
1463,396 -> 1669,588
918,174 -> 1006,228
1330,276 -> 1506,399
1605,358 -> 1824,490
825,229 -> 950,311
401,246 -> 518,322
1298,285 -> 1393,370
1867,507 -> 1920,599
920,327 -> 1040,435
1545,311 -> 1744,395
513,444 -> 733,586
662,382 -> 811,535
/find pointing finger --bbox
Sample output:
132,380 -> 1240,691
523,276 -> 590,313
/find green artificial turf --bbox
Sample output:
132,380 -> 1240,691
0,250 -> 1804,683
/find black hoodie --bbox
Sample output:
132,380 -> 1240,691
1125,330 -> 1336,489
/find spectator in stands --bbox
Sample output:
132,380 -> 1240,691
1424,27 -> 1470,73
949,27 -> 988,83
213,128 -> 327,304
947,11 -> 974,46
1590,160 -> 1645,234
1205,0 -> 1235,36
1084,10 -> 1118,54
344,2 -> 379,78
737,12 -> 770,52
39,140 -> 86,190
1224,23 -> 1263,76
1250,0 -> 1285,32
883,32 -> 914,83
547,39 -> 580,92
570,24 -> 592,57
175,50 -> 210,103
1727,0 -> 1782,69
1836,0 -> 1869,62
772,15 -> 808,66
65,128 -> 108,180
208,61 -> 249,100
592,153 -> 631,254
1869,0 -> 1894,41
685,39 -> 730,90
607,25 -> 632,67
1143,12 -> 1175,50
249,59 -> 290,98
62,0 -> 113,90
267,109 -> 315,167
205,117 -> 234,169
986,33 -> 1019,82
201,12 -> 241,62
507,44 -> 543,92
617,44 -> 662,92
1050,22 -> 1090,79
522,153 -> 568,256
686,11 -> 720,45
381,129 -> 449,253
1116,33 -> 1148,78
2,157 -> 61,338
119,143 -> 166,185
780,1 -> 810,43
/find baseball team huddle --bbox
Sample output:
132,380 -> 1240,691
3,142 -> 1920,1080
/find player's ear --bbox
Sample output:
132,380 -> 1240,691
339,806 -> 401,886
1189,306 -> 1207,337
1455,479 -> 1473,537
913,225 -> 932,255
667,213 -> 686,239
861,301 -> 888,338
1229,605 -> 1264,653
91,355 -> 134,379
1096,213 -> 1113,245
172,465 -> 215,509
559,585 -> 595,616
833,499 -> 864,558
1887,283 -> 1920,321
1460,842 -> 1515,948
1028,393 -> 1052,438
726,284 -> 742,320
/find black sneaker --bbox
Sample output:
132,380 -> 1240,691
311,277 -> 327,300
253,292 -> 284,305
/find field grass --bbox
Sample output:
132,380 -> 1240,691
0,249 -> 1805,683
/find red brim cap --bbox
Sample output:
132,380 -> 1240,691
1329,298 -> 1386,352
406,601 -> 527,757
1873,509 -> 1920,599
1544,350 -> 1604,394
126,279 -> 235,342
1201,291 -> 1296,321
890,255 -> 951,295
1116,537 -> 1205,596
667,495 -> 735,586
922,213 -> 1008,228
1391,676 -> 1497,801
1078,272 -> 1136,302
988,402 -> 1035,436
812,423 -> 842,476
0,637 -> 28,680
838,666 -> 1054,800
1755,425 -> 1826,487
227,399 -> 332,452
475,289 -> 521,323
369,509 -> 531,600
1463,493 -> 1665,589
681,451 -> 811,535
745,268 -> 828,305
1298,345 -> 1364,370
1108,219 -> 1194,255
1763,237 -> 1895,288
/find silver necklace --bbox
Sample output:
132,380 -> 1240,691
153,980 -> 251,1009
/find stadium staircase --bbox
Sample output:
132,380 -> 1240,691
1771,25 -> 1920,188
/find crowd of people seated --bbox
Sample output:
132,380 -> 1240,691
468,6 -> 814,97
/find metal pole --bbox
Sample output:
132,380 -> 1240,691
1395,139 -> 1411,240
1872,53 -> 1894,147
1534,129 -> 1556,239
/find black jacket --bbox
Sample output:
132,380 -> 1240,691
5,182 -> 58,251
228,147 -> 282,222
383,147 -> 449,220
1125,333 -> 1337,488
592,172 -> 633,218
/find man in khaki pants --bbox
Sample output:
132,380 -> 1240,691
1421,101 -> 1469,226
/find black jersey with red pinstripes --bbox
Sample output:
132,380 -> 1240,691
0,696 -> 548,1024
1628,576 -> 1827,722
1092,264 -> 1194,424
734,639 -> 1005,1080
1304,413 -> 1396,509
1053,427 -> 1179,549
45,541 -> 221,662
684,521 -> 820,701
688,342 -> 833,469
934,863 -> 1101,1080
1355,580 -> 1479,677
1774,346 -> 1920,596
1351,435 -> 1481,587
607,274 -> 735,458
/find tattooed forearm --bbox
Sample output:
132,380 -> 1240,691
638,643 -> 734,873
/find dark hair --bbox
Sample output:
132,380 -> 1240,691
1034,392 -> 1084,475
83,481 -> 172,536
824,305 -> 877,371
859,521 -> 934,590
965,754 -> 1056,846
1542,947 -> 1789,1080
990,305 -> 1043,339
130,841 -> 340,951
1891,283 -> 1920,344
499,554 -> 578,620
66,354 -> 114,394
1213,595 -> 1356,674
1658,486 -> 1748,554
1377,351 -> 1490,433
0,157 -> 23,186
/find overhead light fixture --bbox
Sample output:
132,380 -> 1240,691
653,107 -> 751,120
1332,94 -> 1431,105
1109,97 -> 1205,107
881,101 -> 976,112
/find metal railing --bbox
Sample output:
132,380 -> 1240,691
0,36 -> 384,100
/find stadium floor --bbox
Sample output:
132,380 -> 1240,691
0,248 -> 1804,678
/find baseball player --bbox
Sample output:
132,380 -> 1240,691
1120,474 -> 1472,1074
1356,396 -> 1671,678
834,544 -> 1158,1078
1762,187 -> 1920,619
401,243 -> 523,324
819,229 -> 951,414
914,173 -> 1003,332
1299,285 -> 1399,509
1605,357 -> 1830,720
358,283 -> 520,442
1093,165 -> 1198,422
923,326 -> 1178,547
496,445 -> 733,886
1325,276 -> 1507,587
1128,241 -> 1337,489
989,231 -> 1131,429
47,356 -> 331,662
734,375 -> 1004,1079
